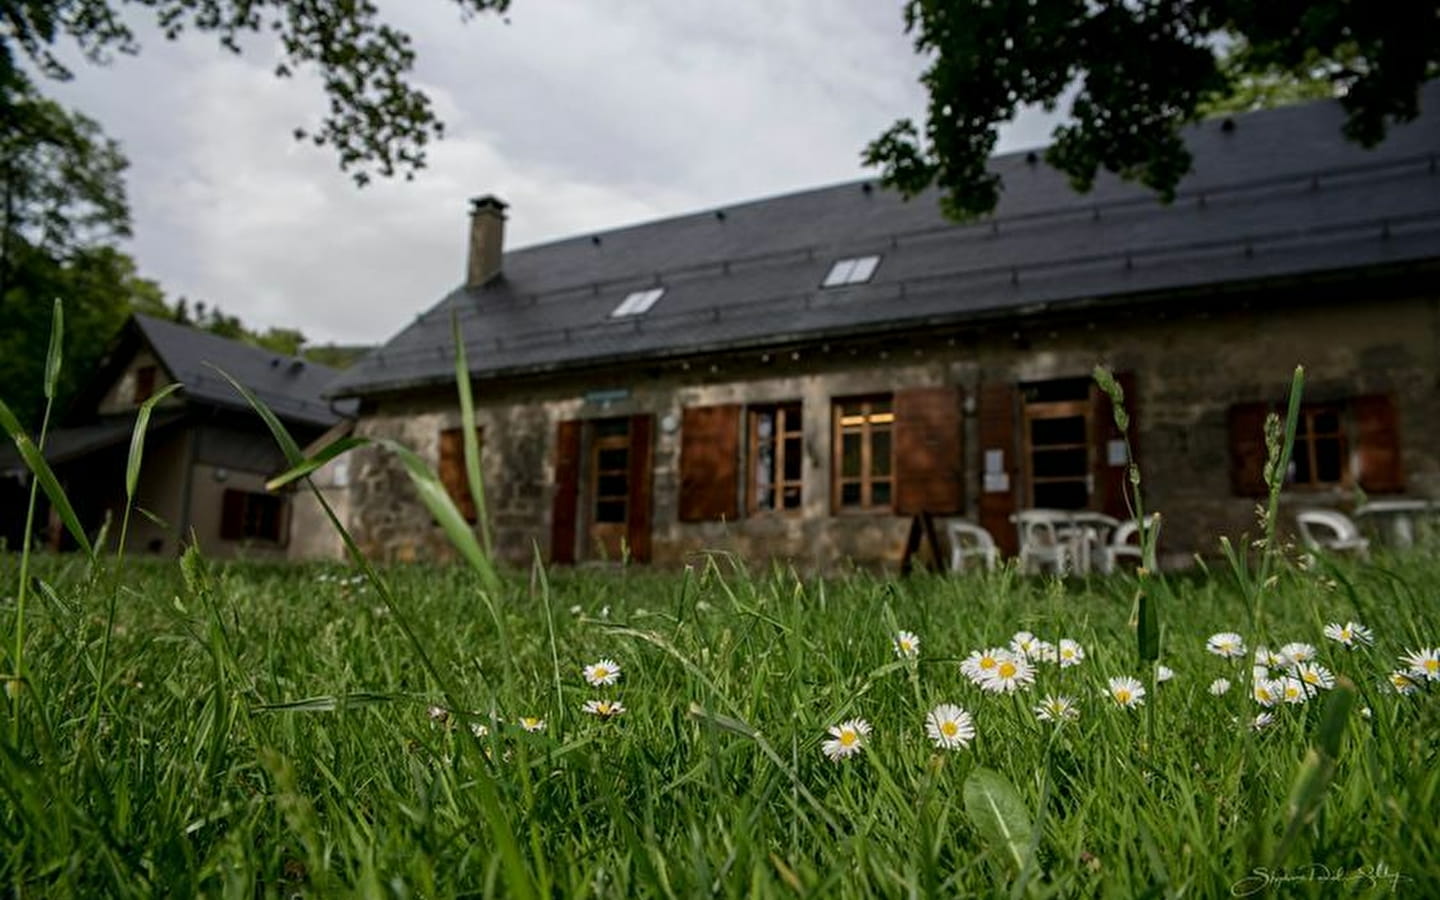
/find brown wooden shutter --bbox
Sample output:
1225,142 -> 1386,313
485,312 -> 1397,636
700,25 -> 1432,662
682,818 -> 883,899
438,427 -> 480,523
220,488 -> 245,540
678,404 -> 741,522
1228,402 -> 1271,497
977,382 -> 1019,557
894,386 -> 964,515
550,420 -> 581,564
1352,394 -> 1404,493
627,414 -> 654,563
1092,372 -> 1139,519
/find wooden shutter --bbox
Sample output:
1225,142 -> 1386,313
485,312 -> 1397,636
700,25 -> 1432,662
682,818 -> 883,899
550,420 -> 581,564
1092,372 -> 1139,519
894,386 -> 964,515
220,488 -> 245,540
438,427 -> 482,523
1352,394 -> 1404,493
1228,402 -> 1271,496
627,414 -> 654,563
678,404 -> 741,521
977,382 -> 1019,557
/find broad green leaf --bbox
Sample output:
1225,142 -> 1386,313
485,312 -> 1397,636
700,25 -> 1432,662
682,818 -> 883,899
267,436 -> 368,491
1316,677 -> 1357,760
43,299 -> 63,400
963,766 -> 1034,875
0,397 -> 92,557
126,383 -> 182,500
206,364 -> 303,466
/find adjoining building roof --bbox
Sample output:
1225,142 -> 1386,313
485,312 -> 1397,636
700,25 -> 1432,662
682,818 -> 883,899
328,84 -> 1440,400
132,314 -> 354,428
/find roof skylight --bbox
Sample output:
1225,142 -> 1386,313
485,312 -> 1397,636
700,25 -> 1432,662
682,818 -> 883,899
610,288 -> 665,318
822,255 -> 881,287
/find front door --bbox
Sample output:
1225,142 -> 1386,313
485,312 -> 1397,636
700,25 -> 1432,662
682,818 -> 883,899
588,417 -> 632,559
1023,399 -> 1093,510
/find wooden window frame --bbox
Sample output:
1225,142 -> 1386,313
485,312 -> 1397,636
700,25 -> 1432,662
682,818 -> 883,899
747,402 -> 803,516
221,488 -> 286,544
831,395 -> 895,514
1021,398 -> 1094,510
1289,403 -> 1348,490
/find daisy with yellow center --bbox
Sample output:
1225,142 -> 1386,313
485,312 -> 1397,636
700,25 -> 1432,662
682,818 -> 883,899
1280,677 -> 1309,704
1323,621 -> 1374,648
582,699 -> 626,719
1011,631 -> 1038,658
1388,671 -> 1420,695
1253,678 -> 1281,707
894,630 -> 921,660
1034,694 -> 1079,723
519,716 -> 546,733
980,655 -> 1036,694
822,718 -> 872,761
1295,663 -> 1334,691
1402,647 -> 1440,683
1278,642 -> 1317,666
1209,678 -> 1232,696
1206,632 -> 1247,659
1107,676 -> 1145,708
1057,639 -> 1085,668
960,648 -> 1011,684
583,658 -> 622,687
924,704 -> 976,749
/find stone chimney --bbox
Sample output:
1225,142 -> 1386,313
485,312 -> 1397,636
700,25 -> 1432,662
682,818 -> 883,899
466,195 -> 508,288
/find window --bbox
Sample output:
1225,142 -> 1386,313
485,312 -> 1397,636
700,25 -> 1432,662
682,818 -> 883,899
748,403 -> 803,513
821,255 -> 881,287
1290,405 -> 1345,486
133,365 -> 157,404
610,288 -> 665,318
833,396 -> 894,511
220,489 -> 285,543
439,427 -> 484,522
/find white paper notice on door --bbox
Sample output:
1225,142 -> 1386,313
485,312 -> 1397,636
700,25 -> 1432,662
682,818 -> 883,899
984,449 -> 1004,474
1107,439 -> 1129,466
984,472 -> 1010,493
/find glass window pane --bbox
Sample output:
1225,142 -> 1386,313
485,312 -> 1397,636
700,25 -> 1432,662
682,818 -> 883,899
872,480 -> 892,507
755,411 -> 774,440
872,430 -> 892,476
1031,416 -> 1087,445
784,405 -> 802,431
1034,481 -> 1087,509
594,419 -> 629,438
842,432 -> 862,477
596,500 -> 626,523
1315,437 -> 1343,482
871,397 -> 892,415
1032,448 -> 1089,478
848,255 -> 879,283
597,474 -> 628,498
840,482 -> 862,506
1291,445 -> 1312,484
783,437 -> 803,480
755,488 -> 775,511
1313,409 -> 1340,434
782,485 -> 801,509
597,447 -> 628,470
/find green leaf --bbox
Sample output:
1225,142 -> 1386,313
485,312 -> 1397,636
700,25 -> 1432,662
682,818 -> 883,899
43,299 -> 63,401
1315,677 -> 1357,760
255,693 -> 397,712
1137,591 -> 1159,662
266,436 -> 368,491
453,311 -> 492,557
126,383 -> 181,500
0,397 -> 92,557
963,766 -> 1034,876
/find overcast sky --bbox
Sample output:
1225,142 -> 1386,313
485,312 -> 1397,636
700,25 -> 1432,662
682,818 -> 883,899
39,0 -> 1057,347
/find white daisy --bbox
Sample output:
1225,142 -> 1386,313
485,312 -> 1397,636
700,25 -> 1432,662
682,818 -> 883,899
582,699 -> 626,719
980,656 -> 1036,694
1206,632 -> 1247,659
1252,665 -> 1272,684
1279,677 -> 1310,705
1323,621 -> 1373,648
1209,678 -> 1232,696
960,648 -> 1012,684
1252,712 -> 1275,732
1107,676 -> 1146,708
1253,678 -> 1282,708
469,722 -> 490,738
1254,645 -> 1282,667
822,718 -> 871,761
427,705 -> 450,724
518,716 -> 547,733
924,704 -> 976,749
1402,647 -> 1440,682
1294,663 -> 1335,692
1278,642 -> 1317,666
1057,639 -> 1085,668
583,658 -> 622,687
893,630 -> 921,660
1033,694 -> 1080,723
1156,665 -> 1175,683
1388,671 -> 1421,695
1010,631 -> 1039,659
1029,640 -> 1059,664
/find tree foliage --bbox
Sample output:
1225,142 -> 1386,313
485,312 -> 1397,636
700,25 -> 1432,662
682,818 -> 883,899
2,0 -> 511,186
866,0 -> 1440,220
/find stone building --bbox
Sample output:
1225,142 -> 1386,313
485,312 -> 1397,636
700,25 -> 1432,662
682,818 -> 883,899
325,88 -> 1440,571
0,315 -> 352,559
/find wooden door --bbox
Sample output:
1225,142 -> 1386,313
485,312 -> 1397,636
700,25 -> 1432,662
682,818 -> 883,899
1022,400 -> 1093,510
588,417 -> 632,560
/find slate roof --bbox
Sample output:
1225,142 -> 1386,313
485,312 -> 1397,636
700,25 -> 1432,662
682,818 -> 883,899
328,85 -> 1440,399
132,314 -> 353,428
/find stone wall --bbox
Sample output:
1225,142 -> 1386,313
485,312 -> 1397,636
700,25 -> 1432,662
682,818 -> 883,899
344,291 -> 1440,571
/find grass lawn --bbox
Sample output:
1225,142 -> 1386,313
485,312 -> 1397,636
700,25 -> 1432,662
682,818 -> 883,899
1,547 -> 1437,897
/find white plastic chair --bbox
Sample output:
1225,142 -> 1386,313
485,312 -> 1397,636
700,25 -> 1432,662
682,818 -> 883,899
1295,509 -> 1369,558
946,520 -> 999,573
1011,509 -> 1076,575
1097,513 -> 1161,573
